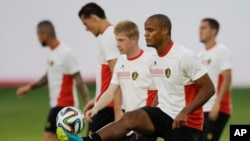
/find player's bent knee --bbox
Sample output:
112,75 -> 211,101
120,110 -> 145,130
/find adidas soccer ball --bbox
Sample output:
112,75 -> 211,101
56,106 -> 85,134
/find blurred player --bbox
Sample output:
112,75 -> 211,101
16,20 -> 89,141
57,14 -> 215,141
87,20 -> 158,141
77,2 -> 122,135
197,18 -> 232,141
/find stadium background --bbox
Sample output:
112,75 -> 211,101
0,0 -> 249,141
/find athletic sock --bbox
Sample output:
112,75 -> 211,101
82,133 -> 102,141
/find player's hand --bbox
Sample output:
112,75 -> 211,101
83,99 -> 95,115
16,85 -> 31,98
172,112 -> 187,129
134,131 -> 141,139
209,101 -> 220,121
85,108 -> 98,122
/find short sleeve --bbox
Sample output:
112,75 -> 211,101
64,50 -> 80,75
181,53 -> 207,81
217,47 -> 232,72
99,29 -> 120,61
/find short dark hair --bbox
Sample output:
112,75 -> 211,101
78,2 -> 106,19
202,18 -> 220,35
148,14 -> 172,37
37,20 -> 56,38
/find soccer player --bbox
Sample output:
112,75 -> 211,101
86,20 -> 158,141
57,14 -> 215,141
16,20 -> 89,141
197,18 -> 232,141
77,2 -> 122,135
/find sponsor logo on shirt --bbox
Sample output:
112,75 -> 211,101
118,71 -> 130,79
150,69 -> 164,77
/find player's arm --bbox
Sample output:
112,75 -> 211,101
173,73 -> 215,129
173,54 -> 215,129
108,59 -> 123,121
16,74 -> 48,98
73,72 -> 90,107
86,83 -> 119,122
209,69 -> 231,120
83,98 -> 95,115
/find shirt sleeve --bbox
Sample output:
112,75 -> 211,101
217,47 -> 232,72
99,31 -> 120,61
64,50 -> 80,75
181,53 -> 207,81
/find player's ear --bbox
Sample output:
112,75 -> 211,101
91,14 -> 99,22
212,28 -> 217,36
162,27 -> 169,36
131,36 -> 138,44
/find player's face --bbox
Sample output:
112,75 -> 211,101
37,28 -> 47,47
144,18 -> 164,48
80,15 -> 100,37
200,21 -> 214,43
116,33 -> 134,55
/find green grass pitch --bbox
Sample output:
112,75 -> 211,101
0,84 -> 249,141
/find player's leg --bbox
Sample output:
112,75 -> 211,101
198,112 -> 210,141
44,107 -> 64,141
88,107 -> 114,134
56,107 -> 163,141
206,112 -> 230,141
129,133 -> 157,141
93,108 -> 156,141
44,131 -> 57,141
167,126 -> 201,141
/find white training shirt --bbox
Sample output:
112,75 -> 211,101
198,43 -> 232,114
111,50 -> 157,112
150,42 -> 207,130
47,42 -> 79,108
95,25 -> 120,107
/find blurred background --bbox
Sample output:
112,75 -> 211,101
0,0 -> 249,141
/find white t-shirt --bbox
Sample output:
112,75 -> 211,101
198,43 -> 232,114
95,25 -> 120,107
111,50 -> 157,112
47,42 -> 79,108
150,42 -> 207,130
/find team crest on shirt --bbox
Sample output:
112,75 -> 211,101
207,59 -> 211,65
49,61 -> 54,66
165,68 -> 171,78
132,71 -> 139,80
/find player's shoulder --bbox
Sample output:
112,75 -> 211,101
142,50 -> 157,61
141,50 -> 158,67
117,54 -> 127,62
215,43 -> 230,52
172,42 -> 196,59
100,25 -> 115,38
171,43 -> 202,68
58,42 -> 76,56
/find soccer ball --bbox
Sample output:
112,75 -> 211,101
56,106 -> 85,134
